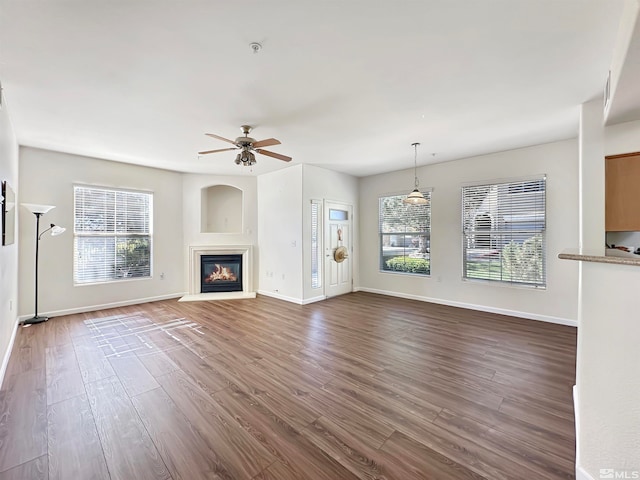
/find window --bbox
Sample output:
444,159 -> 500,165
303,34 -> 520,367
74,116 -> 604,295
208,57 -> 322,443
462,176 -> 546,287
74,186 -> 153,284
311,200 -> 322,288
379,192 -> 431,275
329,208 -> 348,221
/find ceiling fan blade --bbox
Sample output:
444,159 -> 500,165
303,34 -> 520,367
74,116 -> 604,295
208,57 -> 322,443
256,149 -> 292,162
252,138 -> 281,148
205,133 -> 237,145
198,147 -> 237,155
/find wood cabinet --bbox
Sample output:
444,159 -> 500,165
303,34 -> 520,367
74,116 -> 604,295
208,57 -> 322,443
606,152 -> 640,231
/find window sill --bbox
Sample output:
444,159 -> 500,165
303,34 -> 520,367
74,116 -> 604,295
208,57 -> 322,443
74,276 -> 153,287
379,270 -> 431,278
462,277 -> 546,290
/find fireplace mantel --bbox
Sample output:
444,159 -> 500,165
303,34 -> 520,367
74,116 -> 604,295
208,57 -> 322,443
179,245 -> 255,302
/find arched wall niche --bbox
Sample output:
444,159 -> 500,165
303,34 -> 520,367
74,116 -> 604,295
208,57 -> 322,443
201,184 -> 243,233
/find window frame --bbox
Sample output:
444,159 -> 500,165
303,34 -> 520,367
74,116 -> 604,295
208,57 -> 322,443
461,175 -> 546,288
378,190 -> 432,277
310,199 -> 322,289
73,185 -> 154,285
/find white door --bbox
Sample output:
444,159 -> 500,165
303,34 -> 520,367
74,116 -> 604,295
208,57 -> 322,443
324,201 -> 352,298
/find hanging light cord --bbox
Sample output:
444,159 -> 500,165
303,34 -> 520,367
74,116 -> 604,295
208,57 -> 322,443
412,142 -> 420,189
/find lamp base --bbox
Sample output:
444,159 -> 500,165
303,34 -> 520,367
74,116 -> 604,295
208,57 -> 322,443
23,315 -> 49,325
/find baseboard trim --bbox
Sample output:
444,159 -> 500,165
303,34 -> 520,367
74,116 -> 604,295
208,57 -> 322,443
354,287 -> 577,327
257,290 -> 303,305
245,292 -> 325,305
302,295 -> 326,305
573,385 -> 594,480
0,318 -> 19,389
17,292 -> 187,323
576,466 -> 594,480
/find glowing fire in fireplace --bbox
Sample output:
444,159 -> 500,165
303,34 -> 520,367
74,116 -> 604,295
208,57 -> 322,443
205,264 -> 238,283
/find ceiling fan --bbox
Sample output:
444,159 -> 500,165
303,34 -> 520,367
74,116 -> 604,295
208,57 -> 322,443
199,125 -> 292,166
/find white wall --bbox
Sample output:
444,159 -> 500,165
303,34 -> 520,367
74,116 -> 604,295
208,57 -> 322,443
358,139 -> 580,324
0,99 -> 19,386
202,185 -> 243,234
302,164 -> 359,301
580,99 -> 606,252
257,165 -> 303,301
18,147 -> 185,317
182,173 -> 258,291
577,118 -> 640,476
255,164 -> 359,304
579,262 -> 640,475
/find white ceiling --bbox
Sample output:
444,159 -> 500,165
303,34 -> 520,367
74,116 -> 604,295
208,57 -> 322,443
0,1 -> 628,177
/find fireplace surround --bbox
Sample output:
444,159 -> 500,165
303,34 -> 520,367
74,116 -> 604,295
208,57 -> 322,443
180,245 -> 255,301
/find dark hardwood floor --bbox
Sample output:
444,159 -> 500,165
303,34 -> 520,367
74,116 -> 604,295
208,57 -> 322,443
0,292 -> 577,479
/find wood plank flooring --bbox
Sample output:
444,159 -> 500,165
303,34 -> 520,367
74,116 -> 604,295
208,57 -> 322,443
0,292 -> 577,479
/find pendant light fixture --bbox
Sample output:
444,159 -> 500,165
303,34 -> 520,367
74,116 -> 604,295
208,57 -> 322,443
403,142 -> 428,205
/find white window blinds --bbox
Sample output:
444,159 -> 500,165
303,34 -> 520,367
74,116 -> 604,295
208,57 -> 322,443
379,192 -> 431,275
74,186 -> 153,284
311,200 -> 321,289
462,177 -> 546,287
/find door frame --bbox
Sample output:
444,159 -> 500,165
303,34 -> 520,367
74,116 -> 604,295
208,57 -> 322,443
323,200 -> 353,298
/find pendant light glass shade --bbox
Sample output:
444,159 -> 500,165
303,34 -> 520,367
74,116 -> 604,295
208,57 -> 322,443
404,188 -> 428,205
403,143 -> 428,205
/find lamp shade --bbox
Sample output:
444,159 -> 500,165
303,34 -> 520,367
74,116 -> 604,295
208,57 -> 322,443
403,189 -> 429,205
51,225 -> 66,236
22,203 -> 56,215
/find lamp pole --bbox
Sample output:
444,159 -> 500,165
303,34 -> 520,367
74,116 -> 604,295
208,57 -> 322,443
34,212 -> 42,320
28,212 -> 48,324
21,203 -> 65,325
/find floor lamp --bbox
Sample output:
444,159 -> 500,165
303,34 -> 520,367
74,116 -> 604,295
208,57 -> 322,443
22,204 -> 66,325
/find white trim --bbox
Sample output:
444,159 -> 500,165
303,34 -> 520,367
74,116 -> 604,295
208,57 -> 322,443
574,385 -> 581,470
461,173 -> 547,187
188,245 -> 253,295
573,385 -> 595,480
179,292 -> 256,302
302,295 -> 326,305
378,187 -> 434,198
354,287 -> 577,327
257,290 -> 303,305
17,292 -> 186,322
576,466 -> 594,480
0,318 -> 20,389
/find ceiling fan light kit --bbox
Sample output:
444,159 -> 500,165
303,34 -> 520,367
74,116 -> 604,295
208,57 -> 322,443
199,125 -> 292,166
403,142 -> 429,206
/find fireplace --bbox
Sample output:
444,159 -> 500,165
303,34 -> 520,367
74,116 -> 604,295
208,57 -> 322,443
200,254 -> 243,293
182,245 -> 255,301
